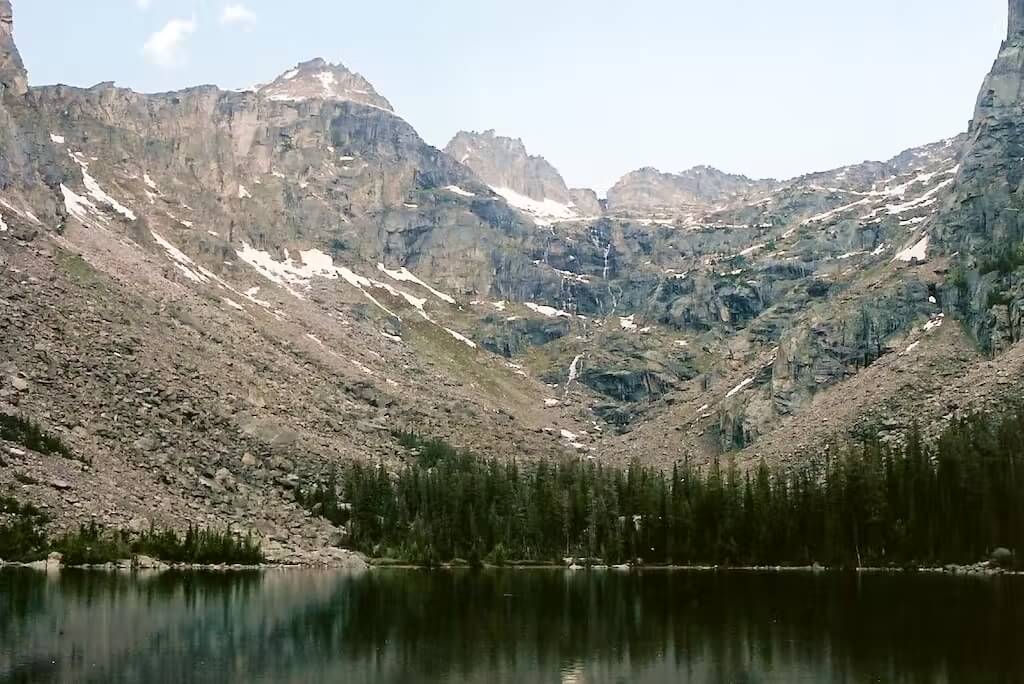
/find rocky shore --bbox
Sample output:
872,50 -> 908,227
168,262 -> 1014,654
0,548 -> 368,573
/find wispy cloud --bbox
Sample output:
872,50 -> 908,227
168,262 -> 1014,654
220,3 -> 256,29
142,17 -> 197,68
136,0 -> 153,8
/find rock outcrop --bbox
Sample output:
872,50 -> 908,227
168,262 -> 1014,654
570,188 -> 602,216
445,130 -> 571,204
0,0 -> 26,97
606,165 -> 775,214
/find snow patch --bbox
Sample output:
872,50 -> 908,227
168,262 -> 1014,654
377,263 -> 456,303
923,314 -> 944,333
50,133 -> 65,144
61,184 -> 102,226
151,231 -> 208,284
725,377 -> 755,399
802,198 -> 871,225
525,302 -> 571,318
238,185 -> 252,199
894,235 -> 930,263
492,186 -> 578,225
83,172 -> 136,220
444,185 -> 475,197
222,297 -> 245,311
619,315 -> 638,331
445,328 -> 476,348
236,245 -> 454,322
67,151 -> 136,221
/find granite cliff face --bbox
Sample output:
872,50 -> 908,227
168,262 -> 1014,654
935,1 -> 1024,352
2,0 -> 1024,561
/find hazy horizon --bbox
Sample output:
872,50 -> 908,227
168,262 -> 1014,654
14,0 -> 1008,193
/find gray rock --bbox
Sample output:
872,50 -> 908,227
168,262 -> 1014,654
991,547 -> 1014,567
133,435 -> 160,452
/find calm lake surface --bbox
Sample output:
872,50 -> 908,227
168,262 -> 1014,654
1,567 -> 1022,683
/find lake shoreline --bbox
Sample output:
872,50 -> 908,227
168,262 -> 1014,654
0,550 -> 369,573
368,559 -> 1023,576
2,554 -> 1019,576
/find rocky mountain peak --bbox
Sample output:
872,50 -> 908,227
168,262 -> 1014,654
445,129 -> 572,205
257,58 -> 393,112
0,0 -> 27,97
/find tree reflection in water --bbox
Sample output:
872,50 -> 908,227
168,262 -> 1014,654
1,568 -> 1022,683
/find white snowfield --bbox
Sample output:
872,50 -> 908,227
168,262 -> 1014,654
235,245 -> 476,347
491,186 -> 579,225
65,150 -> 136,222
894,235 -> 930,263
800,166 -> 958,227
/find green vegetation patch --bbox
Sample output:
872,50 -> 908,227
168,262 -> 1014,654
1,509 -> 264,566
0,414 -> 73,458
54,523 -> 265,566
0,495 -> 50,562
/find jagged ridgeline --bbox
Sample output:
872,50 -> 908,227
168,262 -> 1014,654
1,0 -> 1024,564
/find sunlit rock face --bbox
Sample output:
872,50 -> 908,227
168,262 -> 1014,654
0,0 -> 26,97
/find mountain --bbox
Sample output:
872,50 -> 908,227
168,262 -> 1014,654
445,130 -> 596,224
606,165 -> 777,215
257,59 -> 393,111
2,0 -> 1024,565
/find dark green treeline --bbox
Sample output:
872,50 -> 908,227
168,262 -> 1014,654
300,410 -> 1024,567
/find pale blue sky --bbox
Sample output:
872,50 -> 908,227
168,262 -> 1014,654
13,0 -> 1008,192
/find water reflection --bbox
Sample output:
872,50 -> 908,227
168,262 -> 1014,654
1,568 -> 1022,683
